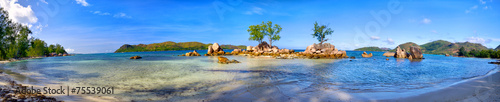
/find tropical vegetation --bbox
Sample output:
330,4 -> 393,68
247,21 -> 282,46
458,47 -> 500,58
311,21 -> 334,44
114,41 -> 246,53
0,8 -> 66,60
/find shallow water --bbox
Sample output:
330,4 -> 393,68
0,50 -> 498,101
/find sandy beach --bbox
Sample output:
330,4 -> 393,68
0,55 -> 499,101
385,66 -> 500,102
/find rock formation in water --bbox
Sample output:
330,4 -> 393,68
218,56 -> 240,64
394,46 -> 408,58
408,46 -> 423,59
201,42 -> 346,59
383,52 -> 395,57
299,43 -> 347,59
130,56 -> 142,59
362,52 -> 373,58
180,50 -> 201,56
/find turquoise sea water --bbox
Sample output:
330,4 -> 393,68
0,50 -> 498,101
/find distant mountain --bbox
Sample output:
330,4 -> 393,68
354,47 -> 388,51
389,42 -> 420,52
420,40 -> 456,54
114,41 -> 246,53
495,45 -> 500,50
357,40 -> 489,55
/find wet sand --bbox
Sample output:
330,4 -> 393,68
383,68 -> 500,102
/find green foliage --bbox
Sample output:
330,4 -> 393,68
248,21 -> 282,46
0,8 -> 67,60
458,48 -> 500,58
389,40 -> 489,55
27,38 -> 48,57
1,8 -> 31,59
114,41 -> 245,53
311,21 -> 334,44
247,24 -> 265,43
354,47 -> 387,52
458,47 -> 468,56
263,21 -> 281,46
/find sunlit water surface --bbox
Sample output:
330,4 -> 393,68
0,50 -> 498,101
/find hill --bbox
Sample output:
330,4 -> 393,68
114,41 -> 246,53
496,45 -> 500,50
389,42 -> 421,52
354,47 -> 388,51
383,40 -> 488,55
420,40 -> 455,54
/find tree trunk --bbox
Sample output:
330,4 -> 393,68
320,37 -> 323,45
269,38 -> 272,47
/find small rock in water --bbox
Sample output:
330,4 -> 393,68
488,62 -> 500,64
218,56 -> 240,64
130,56 -> 142,59
350,56 -> 355,59
386,58 -> 389,60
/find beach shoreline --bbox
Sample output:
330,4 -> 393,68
382,66 -> 500,102
1,53 -> 499,101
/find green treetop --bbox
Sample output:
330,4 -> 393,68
312,21 -> 334,45
247,24 -> 265,44
247,21 -> 282,47
263,21 -> 281,47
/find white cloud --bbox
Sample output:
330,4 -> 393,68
421,18 -> 431,24
0,0 -> 38,26
33,23 -> 48,34
244,7 -> 265,15
385,38 -> 395,45
480,0 -> 486,4
91,11 -> 130,18
465,0 -> 493,14
431,30 -> 437,33
472,5 -> 478,9
113,13 -> 131,18
40,0 -> 48,4
65,48 -> 75,53
370,36 -> 380,40
92,11 -> 110,15
465,37 -> 490,44
75,0 -> 89,6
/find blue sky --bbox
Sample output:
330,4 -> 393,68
1,0 -> 499,53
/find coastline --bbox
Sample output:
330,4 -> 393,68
383,66 -> 500,102
1,52 -> 499,101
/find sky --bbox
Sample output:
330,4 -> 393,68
1,0 -> 499,53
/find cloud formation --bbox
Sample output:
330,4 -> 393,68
465,0 -> 492,13
0,0 -> 38,27
65,48 -> 75,53
40,0 -> 48,4
466,36 -> 490,44
75,0 -> 89,6
370,36 -> 380,40
92,11 -> 110,15
421,18 -> 431,24
385,38 -> 395,45
113,13 -> 131,18
91,11 -> 131,18
431,30 -> 437,33
244,7 -> 265,15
